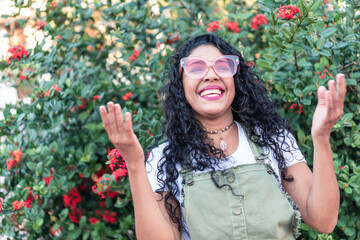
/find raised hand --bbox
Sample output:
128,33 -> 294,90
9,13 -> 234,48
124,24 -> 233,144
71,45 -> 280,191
99,102 -> 145,171
311,73 -> 346,142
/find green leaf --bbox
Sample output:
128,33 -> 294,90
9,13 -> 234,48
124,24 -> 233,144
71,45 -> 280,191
26,162 -> 37,171
78,112 -> 89,121
256,59 -> 272,70
36,218 -> 44,226
332,42 -> 348,50
3,109 -> 11,119
298,0 -> 308,17
309,0 -> 322,11
321,28 -> 337,38
317,37 -> 326,49
297,129 -> 306,143
346,79 -> 357,86
319,49 -> 331,56
351,72 -> 360,79
281,27 -> 292,39
70,229 -> 82,239
256,3 -> 271,13
344,226 -> 356,236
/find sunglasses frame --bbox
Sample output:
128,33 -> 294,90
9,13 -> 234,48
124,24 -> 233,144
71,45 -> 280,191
180,55 -> 240,79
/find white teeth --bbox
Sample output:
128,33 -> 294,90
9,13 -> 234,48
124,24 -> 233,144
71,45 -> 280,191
200,89 -> 222,97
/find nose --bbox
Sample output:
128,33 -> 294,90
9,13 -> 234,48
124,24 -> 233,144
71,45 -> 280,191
203,66 -> 219,81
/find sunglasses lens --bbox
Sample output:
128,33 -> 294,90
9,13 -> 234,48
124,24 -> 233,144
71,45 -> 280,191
214,58 -> 236,77
185,59 -> 207,78
182,56 -> 238,79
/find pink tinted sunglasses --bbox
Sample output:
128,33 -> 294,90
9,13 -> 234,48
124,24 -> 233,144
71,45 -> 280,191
180,55 -> 239,79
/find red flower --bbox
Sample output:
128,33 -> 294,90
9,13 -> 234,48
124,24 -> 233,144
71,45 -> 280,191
43,175 -> 53,186
250,14 -> 268,30
63,187 -> 82,208
19,68 -> 33,81
6,159 -> 17,170
146,130 -> 154,137
167,34 -> 180,44
103,210 -> 117,224
290,103 -> 297,110
68,206 -> 83,224
34,20 -> 47,30
129,48 -> 142,62
122,92 -> 133,101
106,190 -> 119,199
99,201 -> 106,207
80,99 -> 86,109
44,84 -> 61,97
7,45 -> 29,64
225,20 -> 241,33
50,1 -> 57,8
10,148 -> 23,163
50,225 -> 62,237
275,5 -> 301,20
207,21 -> 221,32
89,217 -> 100,224
108,149 -> 127,171
24,188 -> 35,208
93,95 -> 101,102
246,61 -> 255,67
339,166 -> 343,170
12,200 -> 26,210
112,168 -> 128,181
0,198 -> 3,213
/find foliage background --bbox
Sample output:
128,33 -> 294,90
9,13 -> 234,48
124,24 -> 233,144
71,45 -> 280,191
0,0 -> 359,239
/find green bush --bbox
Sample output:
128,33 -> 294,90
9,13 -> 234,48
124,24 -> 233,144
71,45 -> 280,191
0,0 -> 359,239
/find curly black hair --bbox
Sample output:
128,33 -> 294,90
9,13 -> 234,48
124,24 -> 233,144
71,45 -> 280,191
147,33 -> 298,233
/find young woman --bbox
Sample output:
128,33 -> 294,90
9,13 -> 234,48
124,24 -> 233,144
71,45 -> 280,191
99,34 -> 345,240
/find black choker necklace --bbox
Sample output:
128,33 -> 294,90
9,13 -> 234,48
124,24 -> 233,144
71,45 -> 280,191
206,121 -> 235,151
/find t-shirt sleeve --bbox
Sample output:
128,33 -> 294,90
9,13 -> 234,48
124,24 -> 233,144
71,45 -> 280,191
145,144 -> 167,192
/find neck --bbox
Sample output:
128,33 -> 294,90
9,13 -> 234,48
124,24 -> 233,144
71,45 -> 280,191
196,111 -> 235,132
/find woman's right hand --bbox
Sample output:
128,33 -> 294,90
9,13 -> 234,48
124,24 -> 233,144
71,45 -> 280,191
99,102 -> 145,172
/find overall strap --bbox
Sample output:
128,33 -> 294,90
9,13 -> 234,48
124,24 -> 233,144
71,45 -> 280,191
180,154 -> 194,186
242,124 -> 274,175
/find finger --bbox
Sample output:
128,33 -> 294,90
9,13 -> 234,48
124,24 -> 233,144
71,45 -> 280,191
99,106 -> 110,132
325,90 -> 334,111
114,104 -> 124,130
317,86 -> 327,107
124,112 -> 133,133
328,80 -> 337,106
107,102 -> 117,133
336,73 -> 346,108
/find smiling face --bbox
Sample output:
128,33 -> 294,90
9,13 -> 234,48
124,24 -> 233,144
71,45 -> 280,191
182,44 -> 236,122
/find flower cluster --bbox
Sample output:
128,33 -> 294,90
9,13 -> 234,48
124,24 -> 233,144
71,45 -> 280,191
207,21 -> 221,32
6,148 -> 23,170
167,34 -> 180,44
225,20 -> 241,33
93,95 -> 101,102
129,48 -> 142,62
275,5 -> 301,20
19,68 -> 33,81
43,168 -> 54,186
44,84 -> 62,97
317,69 -> 333,79
12,200 -> 26,210
250,14 -> 268,30
108,149 -> 126,171
50,225 -> 62,237
122,92 -> 133,101
63,187 -> 83,223
0,198 -> 3,212
7,45 -> 29,64
290,103 -> 303,114
34,20 -> 47,30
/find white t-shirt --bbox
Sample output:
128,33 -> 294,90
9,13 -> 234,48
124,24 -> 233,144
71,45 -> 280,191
145,121 -> 305,239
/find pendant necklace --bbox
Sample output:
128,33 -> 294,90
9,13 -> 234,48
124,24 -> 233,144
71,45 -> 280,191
206,121 -> 235,152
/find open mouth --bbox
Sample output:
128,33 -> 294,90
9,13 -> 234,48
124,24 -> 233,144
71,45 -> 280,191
199,89 -> 222,97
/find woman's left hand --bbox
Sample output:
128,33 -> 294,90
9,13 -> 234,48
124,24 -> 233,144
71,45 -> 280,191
311,73 -> 346,142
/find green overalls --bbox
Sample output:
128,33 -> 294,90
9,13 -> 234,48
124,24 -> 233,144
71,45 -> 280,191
180,133 -> 301,240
